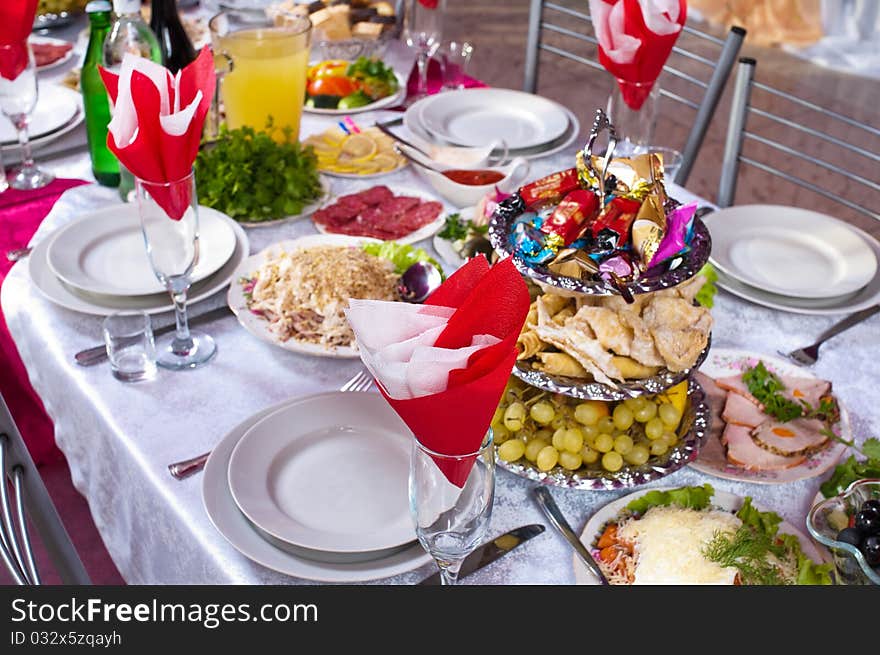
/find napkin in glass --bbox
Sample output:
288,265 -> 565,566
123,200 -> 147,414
589,0 -> 687,109
346,256 -> 531,487
99,48 -> 216,220
0,0 -> 38,81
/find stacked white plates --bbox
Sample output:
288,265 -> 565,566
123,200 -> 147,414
704,205 -> 880,315
205,392 -> 432,582
404,87 -> 581,160
29,203 -> 249,316
0,85 -> 84,152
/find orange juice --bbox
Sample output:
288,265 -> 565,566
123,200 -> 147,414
213,18 -> 311,141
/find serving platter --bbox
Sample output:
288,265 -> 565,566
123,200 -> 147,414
705,205 -> 877,299
487,196 -> 712,297
203,395 -> 433,582
689,348 -> 849,484
227,392 -> 415,560
303,71 -> 406,116
495,377 -> 710,490
46,205 -> 237,296
29,207 -> 249,316
573,486 -> 827,585
227,234 -> 387,359
31,36 -> 75,72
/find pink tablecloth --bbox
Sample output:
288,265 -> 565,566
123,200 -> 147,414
0,177 -> 90,465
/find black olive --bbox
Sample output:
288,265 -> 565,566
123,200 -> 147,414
862,499 -> 880,513
862,534 -> 880,567
855,507 -> 880,535
837,527 -> 862,547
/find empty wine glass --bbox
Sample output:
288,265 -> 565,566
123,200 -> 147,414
440,41 -> 474,91
0,42 -> 54,190
403,0 -> 445,99
135,170 -> 216,370
408,431 -> 495,585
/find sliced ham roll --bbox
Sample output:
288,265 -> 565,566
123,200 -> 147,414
722,424 -> 807,470
714,374 -> 760,404
778,376 -> 831,409
694,371 -> 726,445
722,392 -> 767,428
750,418 -> 829,456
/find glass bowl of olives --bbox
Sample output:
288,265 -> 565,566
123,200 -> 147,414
807,478 -> 880,585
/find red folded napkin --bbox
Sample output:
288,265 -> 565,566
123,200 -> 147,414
99,47 -> 215,220
346,256 -> 530,487
589,0 -> 687,110
0,0 -> 38,81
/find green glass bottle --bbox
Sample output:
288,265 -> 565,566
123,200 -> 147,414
82,1 -> 120,187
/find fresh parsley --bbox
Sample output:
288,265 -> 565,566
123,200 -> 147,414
741,361 -> 839,424
819,437 -> 880,498
194,122 -> 323,223
438,212 -> 489,242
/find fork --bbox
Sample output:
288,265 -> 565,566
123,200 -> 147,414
779,304 -> 880,366
167,369 -> 374,480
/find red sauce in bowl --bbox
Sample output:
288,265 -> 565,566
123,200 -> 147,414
441,169 -> 505,186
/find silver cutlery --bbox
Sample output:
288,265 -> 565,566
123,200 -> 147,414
167,369 -> 374,480
417,524 -> 545,585
532,486 -> 610,585
5,247 -> 31,262
75,305 -> 232,366
374,120 -> 433,159
779,304 -> 880,366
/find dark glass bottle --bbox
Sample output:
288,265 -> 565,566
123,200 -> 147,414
149,0 -> 197,73
82,1 -> 120,187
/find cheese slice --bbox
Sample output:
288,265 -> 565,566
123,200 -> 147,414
617,506 -> 741,584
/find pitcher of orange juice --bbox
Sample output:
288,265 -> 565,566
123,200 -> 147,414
209,9 -> 311,142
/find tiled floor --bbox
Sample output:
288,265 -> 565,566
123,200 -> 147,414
443,0 -> 878,237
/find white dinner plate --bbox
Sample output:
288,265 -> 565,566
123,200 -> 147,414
689,348 -> 848,485
227,392 -> 416,557
31,36 -> 75,72
705,205 -> 877,299
713,224 -> 880,315
227,234 -> 385,359
203,395 -> 433,582
573,486 -> 827,585
1,103 -> 84,155
311,184 -> 450,245
235,175 -> 332,227
46,205 -> 238,297
405,103 -> 581,161
29,207 -> 249,316
415,88 -> 570,149
0,84 -> 80,145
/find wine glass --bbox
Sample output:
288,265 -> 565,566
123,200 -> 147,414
408,430 -> 495,585
403,0 -> 445,99
0,42 -> 54,190
135,170 -> 217,370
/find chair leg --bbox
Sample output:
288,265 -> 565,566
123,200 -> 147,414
717,57 -> 756,208
523,0 -> 544,93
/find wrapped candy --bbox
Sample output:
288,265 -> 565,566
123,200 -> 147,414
590,196 -> 642,249
511,213 -> 559,265
631,192 -> 667,269
518,168 -> 580,208
648,202 -> 697,268
539,189 -> 601,245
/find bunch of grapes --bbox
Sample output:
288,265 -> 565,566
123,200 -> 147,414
492,378 -> 684,475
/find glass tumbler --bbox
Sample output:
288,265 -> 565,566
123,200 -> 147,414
606,78 -> 660,157
409,430 -> 495,585
103,312 -> 158,382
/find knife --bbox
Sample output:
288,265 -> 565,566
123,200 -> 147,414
74,305 -> 233,367
417,524 -> 545,585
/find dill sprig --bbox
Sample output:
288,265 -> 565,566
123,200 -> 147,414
701,527 -> 786,585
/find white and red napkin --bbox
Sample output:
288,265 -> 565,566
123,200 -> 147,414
99,48 -> 216,220
589,0 -> 687,110
0,0 -> 38,81
346,256 -> 531,487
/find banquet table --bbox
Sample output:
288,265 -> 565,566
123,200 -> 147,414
2,53 -> 879,584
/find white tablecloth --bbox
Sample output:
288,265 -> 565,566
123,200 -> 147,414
2,104 -> 879,584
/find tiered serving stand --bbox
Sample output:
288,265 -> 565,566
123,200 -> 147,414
487,110 -> 713,490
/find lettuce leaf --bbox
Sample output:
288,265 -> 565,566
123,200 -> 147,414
695,263 -> 718,308
361,242 -> 445,279
625,484 -> 714,515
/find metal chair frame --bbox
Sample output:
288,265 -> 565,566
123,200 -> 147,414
522,0 -> 745,187
719,57 -> 880,221
0,393 -> 90,585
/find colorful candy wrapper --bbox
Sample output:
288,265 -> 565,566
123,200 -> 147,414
631,192 -> 667,269
539,189 -> 600,245
590,196 -> 642,248
511,213 -> 560,265
519,168 -> 580,208
648,202 -> 697,268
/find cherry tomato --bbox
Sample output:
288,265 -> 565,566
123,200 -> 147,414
307,76 -> 357,98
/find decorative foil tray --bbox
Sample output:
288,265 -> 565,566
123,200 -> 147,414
495,377 -> 710,491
